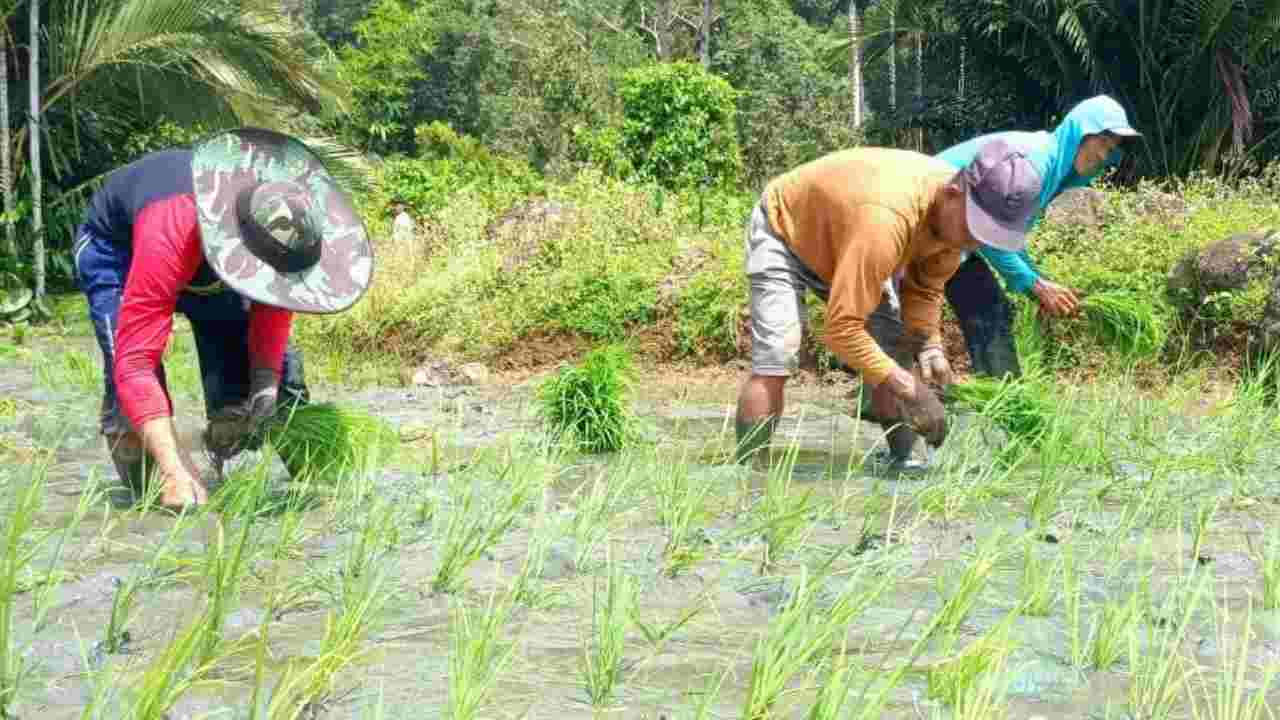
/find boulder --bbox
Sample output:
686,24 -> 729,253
484,199 -> 578,274
458,362 -> 490,385
1195,230 -> 1279,293
1042,187 -> 1107,231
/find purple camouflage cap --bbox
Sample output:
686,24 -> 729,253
961,138 -> 1043,253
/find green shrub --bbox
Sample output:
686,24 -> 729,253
373,124 -> 545,218
537,345 -> 635,453
619,62 -> 742,190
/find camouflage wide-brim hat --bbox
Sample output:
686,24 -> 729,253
191,128 -> 372,315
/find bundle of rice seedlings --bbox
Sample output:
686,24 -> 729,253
264,402 -> 399,482
1079,289 -> 1167,358
944,375 -> 1053,448
537,344 -> 634,453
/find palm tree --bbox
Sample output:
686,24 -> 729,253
8,0 -> 362,308
0,9 -> 14,260
29,0 -> 45,311
950,0 -> 1280,177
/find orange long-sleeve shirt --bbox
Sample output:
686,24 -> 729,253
763,147 -> 964,386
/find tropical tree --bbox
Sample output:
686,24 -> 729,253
949,0 -> 1280,177
4,0 -> 360,307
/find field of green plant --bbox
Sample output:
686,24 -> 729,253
3,286 -> 1280,719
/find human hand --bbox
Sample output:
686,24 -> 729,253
898,386 -> 948,447
159,452 -> 208,509
917,344 -> 952,386
1032,279 -> 1080,317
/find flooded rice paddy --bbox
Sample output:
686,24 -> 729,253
2,313 -> 1280,719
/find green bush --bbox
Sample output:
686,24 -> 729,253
619,62 -> 742,190
372,122 -> 545,218
1021,172 -> 1280,371
537,345 -> 636,453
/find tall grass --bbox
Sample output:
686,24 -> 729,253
537,344 -> 636,453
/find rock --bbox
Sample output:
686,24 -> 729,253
407,361 -> 452,387
1195,230 -> 1279,292
1132,188 -> 1190,229
485,199 -> 578,274
458,362 -> 490,385
1042,187 -> 1107,231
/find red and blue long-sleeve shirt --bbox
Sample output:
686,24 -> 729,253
83,149 -> 293,429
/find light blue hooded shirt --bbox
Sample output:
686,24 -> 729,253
935,95 -> 1136,294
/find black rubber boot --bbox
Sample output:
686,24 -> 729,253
945,256 -> 1022,380
107,433 -> 152,499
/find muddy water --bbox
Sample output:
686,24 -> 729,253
3,320 -> 1280,719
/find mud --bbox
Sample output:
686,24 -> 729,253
2,318 -> 1279,719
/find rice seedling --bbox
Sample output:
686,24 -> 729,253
934,531 -> 1006,637
742,564 -> 887,720
568,463 -> 639,572
741,442 -> 815,572
0,464 -> 48,717
652,451 -> 713,574
267,563 -> 388,720
629,591 -> 708,653
31,471 -> 102,631
944,373 -> 1054,451
432,462 -> 538,594
950,647 -> 1013,720
1260,529 -> 1280,610
1090,589 -> 1144,670
581,555 -> 632,707
264,402 -> 400,484
196,517 -> 255,667
1188,595 -> 1276,720
688,670 -> 727,720
1127,573 -> 1209,720
1078,289 -> 1169,358
448,590 -> 519,720
127,614 -> 217,720
926,622 -> 1016,708
537,344 -> 636,453
1019,544 -> 1060,617
803,648 -> 857,720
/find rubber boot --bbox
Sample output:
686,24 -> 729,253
735,415 -> 778,466
106,432 -> 152,499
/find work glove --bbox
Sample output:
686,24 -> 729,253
917,344 -> 952,387
203,368 -> 280,470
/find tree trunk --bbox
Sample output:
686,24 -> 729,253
849,0 -> 862,129
914,31 -> 923,101
30,0 -> 45,306
959,38 -> 966,100
699,0 -> 712,68
0,26 -> 13,259
887,7 -> 895,113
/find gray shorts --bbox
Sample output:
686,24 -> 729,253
745,200 -> 908,377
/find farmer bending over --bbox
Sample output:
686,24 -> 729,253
74,128 -> 373,511
937,94 -> 1142,379
734,139 -> 1043,465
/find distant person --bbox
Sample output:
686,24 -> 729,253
734,139 -> 1044,466
73,128 -> 373,511
936,94 -> 1143,379
391,198 -> 415,244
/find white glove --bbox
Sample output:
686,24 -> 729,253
917,344 -> 952,386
